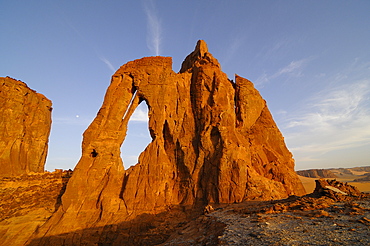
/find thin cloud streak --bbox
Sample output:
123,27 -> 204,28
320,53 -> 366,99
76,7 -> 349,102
255,57 -> 310,86
287,81 -> 370,129
276,60 -> 306,77
222,36 -> 245,65
99,56 -> 116,73
56,6 -> 116,72
143,0 -> 162,56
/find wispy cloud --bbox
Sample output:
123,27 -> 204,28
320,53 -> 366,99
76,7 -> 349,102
257,37 -> 292,60
143,0 -> 162,56
275,60 -> 306,77
222,36 -> 245,65
282,63 -> 370,167
56,6 -> 116,72
255,58 -> 310,86
130,107 -> 149,122
98,56 -> 116,73
287,81 -> 369,128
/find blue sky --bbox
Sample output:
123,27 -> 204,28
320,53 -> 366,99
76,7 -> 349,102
1,1 -> 369,171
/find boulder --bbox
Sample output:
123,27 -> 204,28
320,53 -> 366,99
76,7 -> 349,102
313,179 -> 363,200
0,77 -> 52,177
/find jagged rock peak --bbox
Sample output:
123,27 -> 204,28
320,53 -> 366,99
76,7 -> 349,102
179,39 -> 220,72
195,39 -> 208,57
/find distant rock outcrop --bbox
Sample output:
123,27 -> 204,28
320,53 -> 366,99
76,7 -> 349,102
0,77 -> 52,177
297,169 -> 337,178
29,40 -> 305,245
354,173 -> 370,182
350,166 -> 370,173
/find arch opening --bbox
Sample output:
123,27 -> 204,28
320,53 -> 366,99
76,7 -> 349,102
120,101 -> 152,169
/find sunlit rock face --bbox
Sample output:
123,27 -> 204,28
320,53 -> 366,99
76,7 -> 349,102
30,40 -> 305,244
0,77 -> 52,177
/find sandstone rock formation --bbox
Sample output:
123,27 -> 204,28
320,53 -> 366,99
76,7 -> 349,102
313,179 -> 363,200
29,40 -> 305,245
0,77 -> 52,177
297,169 -> 337,178
0,171 -> 72,246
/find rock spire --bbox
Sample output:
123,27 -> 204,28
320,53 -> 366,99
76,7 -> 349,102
180,39 -> 220,72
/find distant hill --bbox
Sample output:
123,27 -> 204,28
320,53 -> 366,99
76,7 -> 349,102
354,173 -> 370,182
329,166 -> 370,179
297,166 -> 370,180
350,166 -> 370,172
297,169 -> 337,178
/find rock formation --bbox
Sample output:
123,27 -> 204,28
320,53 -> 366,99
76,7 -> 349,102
29,40 -> 305,245
0,170 -> 72,246
313,179 -> 363,200
0,77 -> 52,177
297,169 -> 337,178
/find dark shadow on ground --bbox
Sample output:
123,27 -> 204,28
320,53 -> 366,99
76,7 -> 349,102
26,205 -> 224,246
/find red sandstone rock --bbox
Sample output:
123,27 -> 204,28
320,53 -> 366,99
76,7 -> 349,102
0,77 -> 52,177
29,40 -> 305,244
0,170 -> 72,246
313,179 -> 363,200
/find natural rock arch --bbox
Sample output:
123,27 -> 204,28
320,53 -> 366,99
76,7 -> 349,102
29,40 -> 305,244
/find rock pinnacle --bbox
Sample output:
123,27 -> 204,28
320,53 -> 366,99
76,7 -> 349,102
195,40 -> 208,57
180,40 -> 219,73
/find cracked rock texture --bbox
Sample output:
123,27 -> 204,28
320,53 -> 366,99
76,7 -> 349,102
0,77 -> 52,177
28,40 -> 305,245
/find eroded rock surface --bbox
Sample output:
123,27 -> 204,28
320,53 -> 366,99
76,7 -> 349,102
0,77 -> 52,177
0,171 -> 71,246
29,40 -> 305,245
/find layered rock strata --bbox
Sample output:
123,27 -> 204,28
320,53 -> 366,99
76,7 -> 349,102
0,77 -> 52,177
29,40 -> 305,244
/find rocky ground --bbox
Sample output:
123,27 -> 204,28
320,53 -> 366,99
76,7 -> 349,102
162,199 -> 370,246
212,198 -> 370,245
163,180 -> 370,246
1,174 -> 370,246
